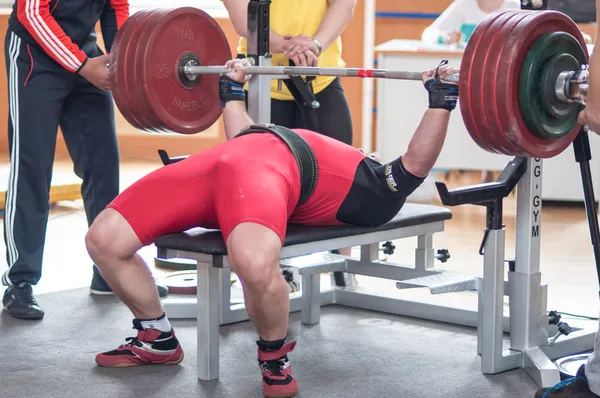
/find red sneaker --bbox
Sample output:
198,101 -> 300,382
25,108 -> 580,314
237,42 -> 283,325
96,321 -> 184,368
258,341 -> 299,398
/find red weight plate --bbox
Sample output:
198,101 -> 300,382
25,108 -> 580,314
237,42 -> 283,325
495,11 -> 588,158
142,7 -> 232,134
163,271 -> 197,295
112,10 -> 157,130
481,10 -> 532,155
126,9 -> 171,133
121,10 -> 160,132
460,11 -> 511,154
119,10 -> 155,132
109,11 -> 148,130
470,10 -> 527,155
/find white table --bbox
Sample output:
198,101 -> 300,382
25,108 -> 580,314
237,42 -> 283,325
375,39 -> 599,202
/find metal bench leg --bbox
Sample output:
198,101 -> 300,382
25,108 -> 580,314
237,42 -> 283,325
477,278 -> 483,356
416,234 -> 435,271
197,260 -> 221,381
301,273 -> 321,325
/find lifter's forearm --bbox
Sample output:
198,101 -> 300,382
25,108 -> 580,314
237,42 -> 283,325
402,109 -> 450,178
223,101 -> 254,141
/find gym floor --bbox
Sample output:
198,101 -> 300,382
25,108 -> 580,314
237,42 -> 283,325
0,161 -> 598,397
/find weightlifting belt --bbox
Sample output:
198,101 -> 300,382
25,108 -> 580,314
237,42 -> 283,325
236,124 -> 318,206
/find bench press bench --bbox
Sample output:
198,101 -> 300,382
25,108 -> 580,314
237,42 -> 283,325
155,203 -> 457,381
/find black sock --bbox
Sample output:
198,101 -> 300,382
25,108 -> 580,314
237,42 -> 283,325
257,337 -> 286,352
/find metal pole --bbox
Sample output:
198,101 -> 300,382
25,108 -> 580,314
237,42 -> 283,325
187,64 -> 459,83
573,129 -> 600,296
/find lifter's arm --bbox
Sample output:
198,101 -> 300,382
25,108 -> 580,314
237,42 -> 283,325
401,65 -> 458,178
220,59 -> 255,140
402,110 -> 451,177
223,102 -> 254,140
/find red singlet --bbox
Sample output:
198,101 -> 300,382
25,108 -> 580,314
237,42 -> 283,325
108,129 -> 366,245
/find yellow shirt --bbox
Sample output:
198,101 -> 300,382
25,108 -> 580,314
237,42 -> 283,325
236,0 -> 345,101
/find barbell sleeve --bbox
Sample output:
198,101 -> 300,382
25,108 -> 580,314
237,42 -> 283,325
185,65 -> 460,84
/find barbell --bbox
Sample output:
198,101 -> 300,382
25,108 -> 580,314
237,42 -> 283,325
108,7 -> 589,158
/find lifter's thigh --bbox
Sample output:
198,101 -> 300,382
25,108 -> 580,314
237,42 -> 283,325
106,152 -> 220,246
86,208 -> 142,261
227,222 -> 283,289
217,169 -> 291,287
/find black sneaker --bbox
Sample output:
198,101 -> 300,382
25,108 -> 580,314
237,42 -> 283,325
2,282 -> 44,320
534,365 -> 597,397
90,267 -> 169,298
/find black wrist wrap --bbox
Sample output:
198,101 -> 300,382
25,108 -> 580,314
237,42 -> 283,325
219,75 -> 245,107
425,60 -> 459,111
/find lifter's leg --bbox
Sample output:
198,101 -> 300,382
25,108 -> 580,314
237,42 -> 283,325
227,222 -> 299,398
85,209 -> 184,367
228,223 -> 289,340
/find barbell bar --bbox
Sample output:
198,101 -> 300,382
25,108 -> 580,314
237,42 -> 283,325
183,63 -> 459,83
108,7 -> 590,159
183,62 -> 590,107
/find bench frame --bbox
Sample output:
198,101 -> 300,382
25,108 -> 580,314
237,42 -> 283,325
161,221 -> 448,380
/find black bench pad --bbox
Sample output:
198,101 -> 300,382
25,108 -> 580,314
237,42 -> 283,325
154,203 -> 452,256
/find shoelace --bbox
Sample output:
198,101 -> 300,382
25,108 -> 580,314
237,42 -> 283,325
14,283 -> 37,305
120,336 -> 143,348
261,358 -> 286,376
542,376 -> 587,398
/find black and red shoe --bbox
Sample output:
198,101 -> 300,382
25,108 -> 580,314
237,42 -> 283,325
257,340 -> 299,398
96,320 -> 184,368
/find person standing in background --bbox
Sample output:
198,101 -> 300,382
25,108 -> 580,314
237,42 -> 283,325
221,0 -> 358,287
421,0 -> 520,46
535,0 -> 600,396
1,0 -> 167,321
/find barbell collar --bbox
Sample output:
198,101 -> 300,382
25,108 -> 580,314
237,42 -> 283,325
556,68 -> 589,105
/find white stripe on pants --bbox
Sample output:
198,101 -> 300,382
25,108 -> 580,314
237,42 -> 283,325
3,31 -> 22,286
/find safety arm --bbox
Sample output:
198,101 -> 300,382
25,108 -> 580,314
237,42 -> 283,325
16,0 -> 87,72
100,0 -> 130,53
221,0 -> 287,53
223,101 -> 254,141
313,0 -> 357,51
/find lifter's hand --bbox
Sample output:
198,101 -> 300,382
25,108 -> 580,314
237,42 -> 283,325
78,55 -> 111,91
422,61 -> 460,111
224,58 -> 253,83
579,109 -> 600,134
422,64 -> 459,85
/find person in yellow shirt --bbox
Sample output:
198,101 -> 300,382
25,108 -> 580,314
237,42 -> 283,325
222,0 -> 358,290
222,0 -> 356,145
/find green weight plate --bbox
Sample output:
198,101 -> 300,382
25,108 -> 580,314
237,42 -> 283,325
540,53 -> 580,119
518,32 -> 586,140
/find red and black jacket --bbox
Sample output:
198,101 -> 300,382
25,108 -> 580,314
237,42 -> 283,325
8,0 -> 129,72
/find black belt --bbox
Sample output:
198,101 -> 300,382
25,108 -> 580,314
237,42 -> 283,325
236,124 -> 318,206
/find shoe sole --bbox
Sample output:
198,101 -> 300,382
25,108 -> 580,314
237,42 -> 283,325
89,288 -> 115,296
3,305 -> 44,320
90,288 -> 168,298
263,390 -> 298,398
97,352 -> 185,368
